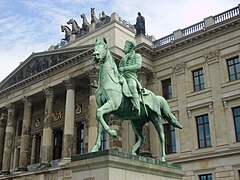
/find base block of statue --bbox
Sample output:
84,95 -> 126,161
0,150 -> 184,180
69,150 -> 184,180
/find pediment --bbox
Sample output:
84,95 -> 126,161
0,45 -> 94,90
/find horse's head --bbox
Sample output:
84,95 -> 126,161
91,7 -> 95,15
80,13 -> 85,19
92,38 -> 108,64
67,19 -> 73,25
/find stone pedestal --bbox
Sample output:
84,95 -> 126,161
70,150 -> 184,180
0,150 -> 184,179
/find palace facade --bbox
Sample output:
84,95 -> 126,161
0,5 -> 240,180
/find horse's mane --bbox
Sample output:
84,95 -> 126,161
73,19 -> 80,28
64,25 -> 71,31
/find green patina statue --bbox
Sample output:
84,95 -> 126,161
91,38 -> 182,162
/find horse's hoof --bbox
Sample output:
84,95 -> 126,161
109,129 -> 117,138
131,151 -> 137,156
90,146 -> 99,152
160,156 -> 166,162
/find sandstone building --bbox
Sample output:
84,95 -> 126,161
0,5 -> 240,180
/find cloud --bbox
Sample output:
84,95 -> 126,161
0,0 -> 239,82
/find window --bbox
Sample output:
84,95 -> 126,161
53,129 -> 63,160
77,123 -> 85,154
192,68 -> 205,91
232,106 -> 240,142
162,78 -> 172,99
196,114 -> 211,148
227,56 -> 240,81
164,124 -> 176,154
34,135 -> 41,163
199,174 -> 212,180
100,131 -> 107,150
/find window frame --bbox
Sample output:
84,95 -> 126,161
161,78 -> 172,100
163,123 -> 176,154
196,114 -> 211,148
198,173 -> 212,180
192,68 -> 205,92
77,123 -> 85,154
227,56 -> 240,81
232,106 -> 240,142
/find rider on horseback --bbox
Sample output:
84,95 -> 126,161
119,40 -> 143,116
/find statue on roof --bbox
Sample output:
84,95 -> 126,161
135,12 -> 145,36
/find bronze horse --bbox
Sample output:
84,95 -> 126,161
91,38 -> 182,161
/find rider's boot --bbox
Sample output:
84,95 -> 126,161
132,93 -> 140,116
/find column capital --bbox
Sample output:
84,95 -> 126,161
0,113 -> 7,127
5,103 -> 16,113
63,79 -> 75,90
43,87 -> 54,98
21,96 -> 32,106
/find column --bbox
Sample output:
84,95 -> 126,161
18,96 -> 32,171
62,79 -> 75,161
87,68 -> 99,151
41,87 -> 54,166
0,113 -> 7,170
1,104 -> 16,175
138,70 -> 152,157
30,135 -> 37,164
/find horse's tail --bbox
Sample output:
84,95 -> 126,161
157,96 -> 182,129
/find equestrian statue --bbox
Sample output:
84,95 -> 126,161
91,38 -> 182,162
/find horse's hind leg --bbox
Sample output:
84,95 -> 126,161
151,115 -> 166,162
131,121 -> 144,155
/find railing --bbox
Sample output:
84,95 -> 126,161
154,34 -> 174,47
214,6 -> 240,24
154,5 -> 240,48
182,21 -> 205,36
119,17 -> 135,31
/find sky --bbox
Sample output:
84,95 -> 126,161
0,0 -> 239,82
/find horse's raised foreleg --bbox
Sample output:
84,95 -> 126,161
96,100 -> 118,137
151,116 -> 166,162
131,121 -> 144,155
